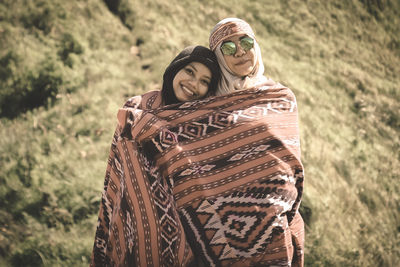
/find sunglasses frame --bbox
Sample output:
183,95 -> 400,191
220,36 -> 255,56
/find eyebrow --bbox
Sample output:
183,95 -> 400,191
188,63 -> 197,72
188,63 -> 211,81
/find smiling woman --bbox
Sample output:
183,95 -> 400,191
90,45 -> 221,266
161,46 -> 221,105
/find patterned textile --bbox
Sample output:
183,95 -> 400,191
91,83 -> 305,267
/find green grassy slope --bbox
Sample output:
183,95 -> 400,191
0,0 -> 399,266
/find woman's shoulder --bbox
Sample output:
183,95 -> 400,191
263,79 -> 295,93
117,91 -> 162,134
252,79 -> 297,103
123,90 -> 162,109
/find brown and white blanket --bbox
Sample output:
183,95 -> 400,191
91,82 -> 305,267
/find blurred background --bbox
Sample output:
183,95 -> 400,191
0,0 -> 399,266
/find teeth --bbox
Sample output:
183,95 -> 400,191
182,85 -> 194,96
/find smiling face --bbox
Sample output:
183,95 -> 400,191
222,34 -> 257,77
172,62 -> 212,102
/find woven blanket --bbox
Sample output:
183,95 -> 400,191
91,82 -> 305,267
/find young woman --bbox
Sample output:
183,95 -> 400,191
161,45 -> 221,105
91,45 -> 220,267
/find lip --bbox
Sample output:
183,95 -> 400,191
235,59 -> 250,66
180,83 -> 195,98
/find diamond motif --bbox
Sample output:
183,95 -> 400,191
183,124 -> 203,138
254,144 -> 270,152
161,216 -> 178,238
160,129 -> 177,145
153,185 -> 168,205
193,193 -> 283,258
209,112 -> 232,128
224,214 -> 258,239
228,145 -> 270,162
179,164 -> 216,176
241,106 -> 266,118
228,153 -> 245,161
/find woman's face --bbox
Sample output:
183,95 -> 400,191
222,34 -> 256,77
173,62 -> 212,102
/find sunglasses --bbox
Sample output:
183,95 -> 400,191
220,37 -> 254,56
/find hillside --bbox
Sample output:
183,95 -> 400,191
0,0 -> 399,266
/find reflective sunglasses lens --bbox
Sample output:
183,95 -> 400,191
221,42 -> 236,55
240,37 -> 254,51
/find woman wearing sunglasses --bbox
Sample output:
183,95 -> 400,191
170,18 -> 305,267
210,17 -> 275,96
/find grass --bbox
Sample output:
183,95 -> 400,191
0,0 -> 399,266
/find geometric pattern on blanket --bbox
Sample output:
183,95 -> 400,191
141,86 -> 304,266
179,170 -> 298,267
141,154 -> 179,266
150,102 -> 296,154
193,186 -> 292,258
91,129 -> 194,267
91,84 -> 305,267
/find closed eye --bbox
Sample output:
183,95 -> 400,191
201,79 -> 210,86
184,67 -> 194,76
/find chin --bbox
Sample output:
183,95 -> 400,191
176,96 -> 187,102
234,65 -> 254,77
235,69 -> 252,77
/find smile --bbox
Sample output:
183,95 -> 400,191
181,84 -> 195,97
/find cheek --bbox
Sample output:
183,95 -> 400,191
198,84 -> 209,97
172,72 -> 184,90
250,50 -> 257,65
223,55 -> 234,68
172,78 -> 179,93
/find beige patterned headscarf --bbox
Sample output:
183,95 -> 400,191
209,18 -> 269,96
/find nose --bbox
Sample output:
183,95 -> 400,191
187,78 -> 199,95
234,43 -> 246,57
